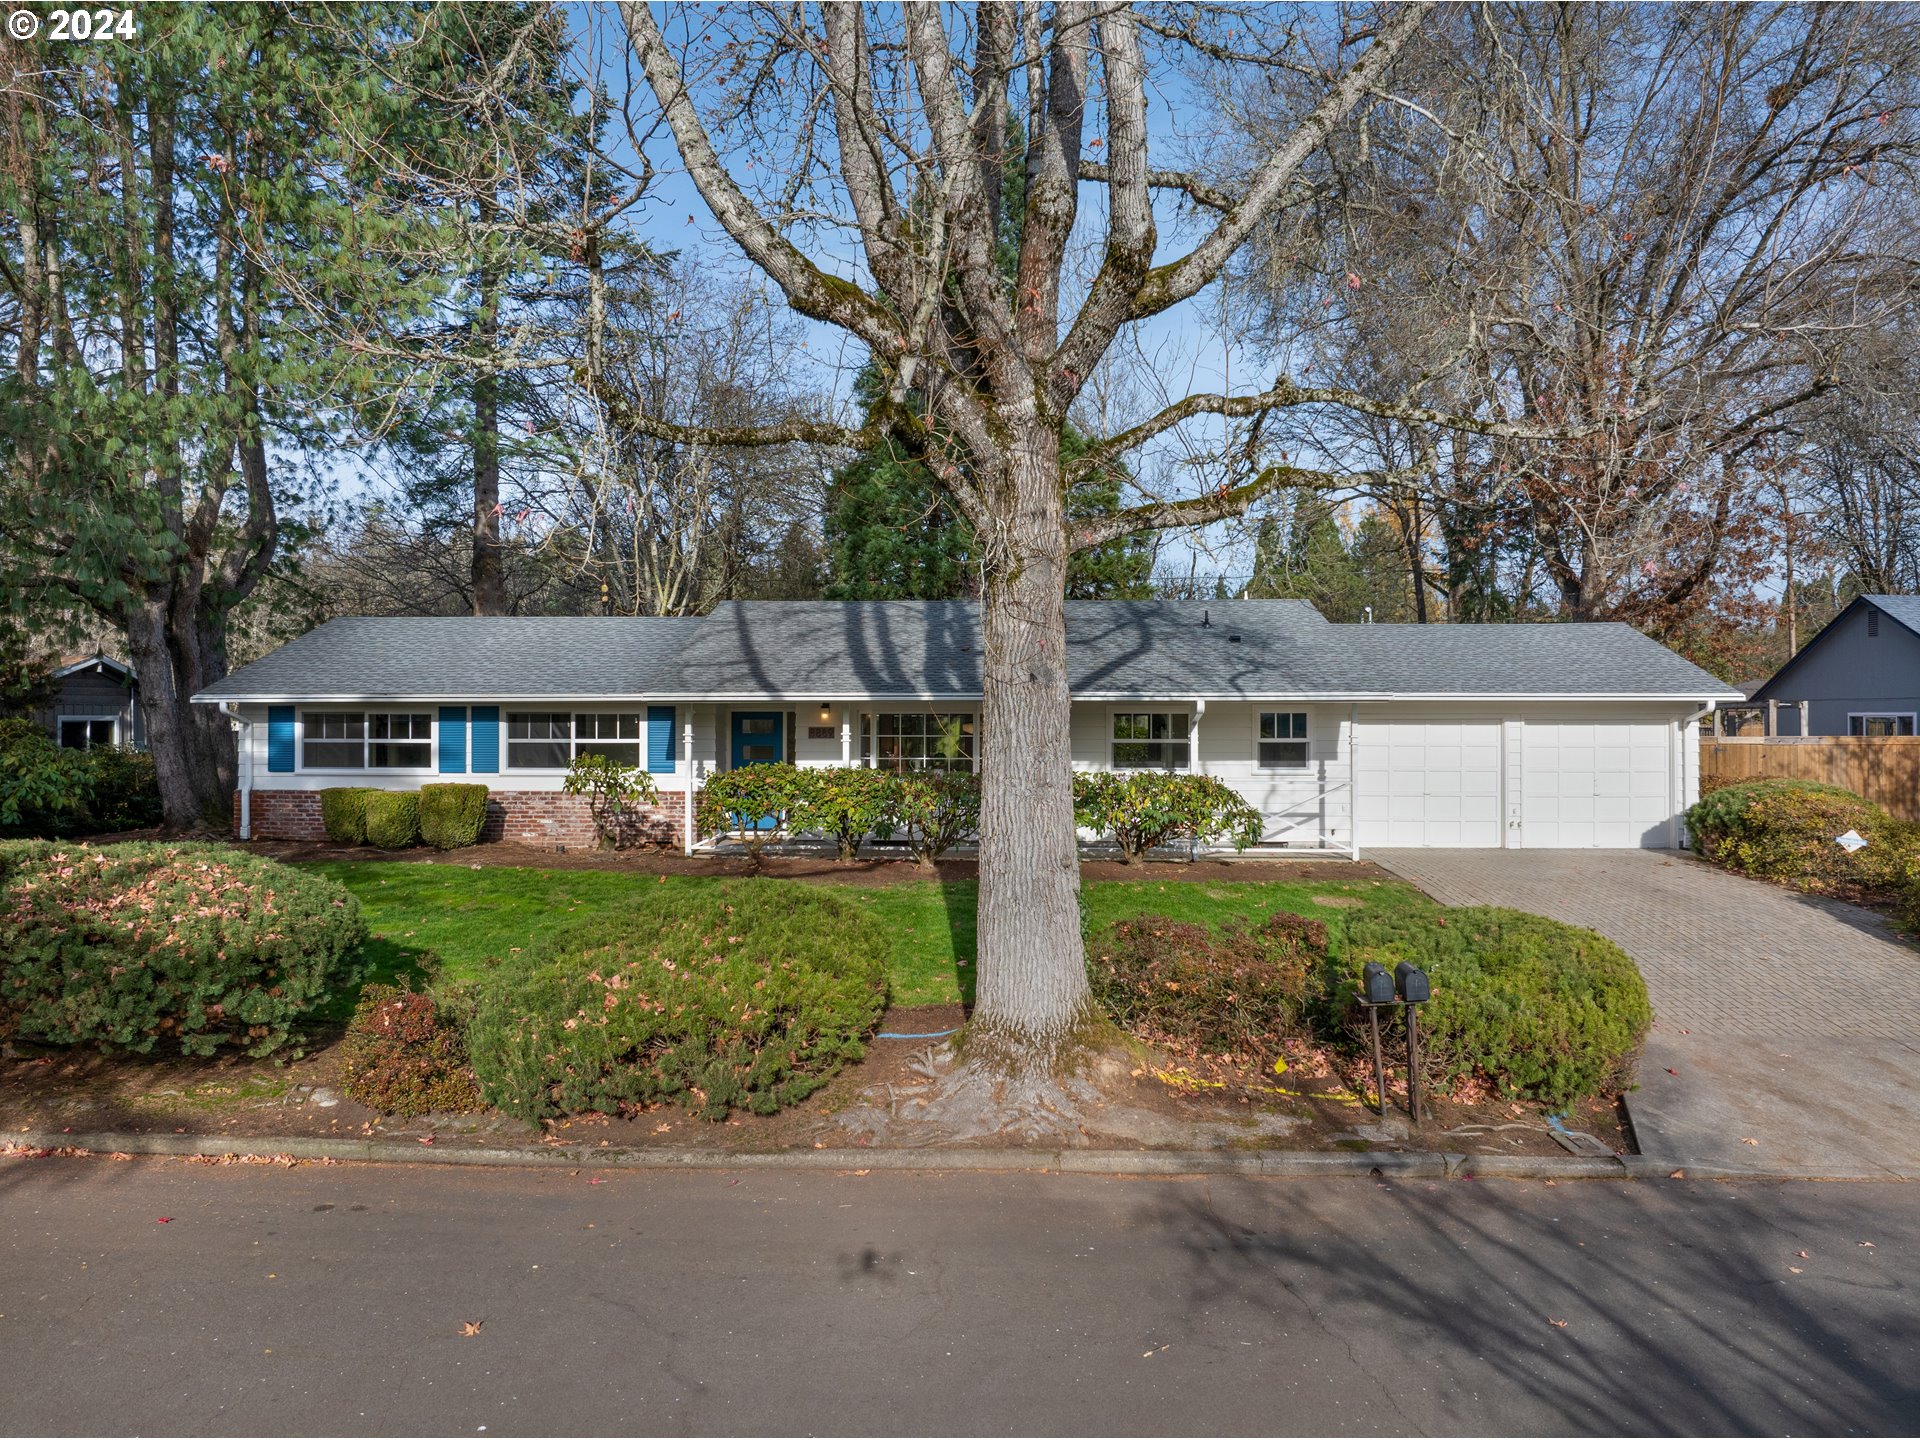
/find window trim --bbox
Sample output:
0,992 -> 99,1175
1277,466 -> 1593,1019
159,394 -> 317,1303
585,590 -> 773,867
1107,706 -> 1193,772
297,708 -> 438,774
1254,710 -> 1312,771
57,714 -> 120,750
504,709 -> 651,772
859,710 -> 978,773
1847,711 -> 1917,738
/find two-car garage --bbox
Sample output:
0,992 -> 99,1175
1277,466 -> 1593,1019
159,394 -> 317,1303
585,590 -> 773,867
1353,709 -> 1690,849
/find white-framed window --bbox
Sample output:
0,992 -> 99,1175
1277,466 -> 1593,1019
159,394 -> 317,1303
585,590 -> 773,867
861,712 -> 976,772
1849,712 -> 1916,737
1257,711 -> 1310,769
506,711 -> 645,769
1111,710 -> 1190,770
57,717 -> 117,750
301,711 -> 432,770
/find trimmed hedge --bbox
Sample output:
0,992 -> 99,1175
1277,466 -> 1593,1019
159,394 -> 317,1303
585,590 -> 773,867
0,840 -> 364,1057
1339,907 -> 1652,1106
364,791 -> 421,849
321,787 -> 376,845
1687,778 -> 1911,895
339,983 -> 482,1116
420,783 -> 489,850
466,879 -> 889,1122
1089,911 -> 1328,1059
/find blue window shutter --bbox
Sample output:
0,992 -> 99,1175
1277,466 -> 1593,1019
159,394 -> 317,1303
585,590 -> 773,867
438,707 -> 468,774
267,707 -> 295,773
470,706 -> 499,774
647,706 -> 676,774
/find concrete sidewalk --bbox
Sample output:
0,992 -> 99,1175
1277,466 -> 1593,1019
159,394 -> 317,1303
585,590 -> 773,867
1371,848 -> 1920,1180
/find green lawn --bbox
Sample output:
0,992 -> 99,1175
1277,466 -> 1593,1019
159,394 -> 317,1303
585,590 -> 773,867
303,862 -> 1437,1007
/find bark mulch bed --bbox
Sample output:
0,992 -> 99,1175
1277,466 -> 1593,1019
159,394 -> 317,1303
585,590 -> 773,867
0,1004 -> 1631,1161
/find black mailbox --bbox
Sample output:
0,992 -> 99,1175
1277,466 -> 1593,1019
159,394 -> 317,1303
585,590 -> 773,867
1360,961 -> 1396,1006
1394,962 -> 1431,1005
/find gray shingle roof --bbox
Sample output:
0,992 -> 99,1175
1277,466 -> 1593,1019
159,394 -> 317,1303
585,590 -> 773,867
195,600 -> 1739,703
192,616 -> 701,701
652,600 -> 1737,699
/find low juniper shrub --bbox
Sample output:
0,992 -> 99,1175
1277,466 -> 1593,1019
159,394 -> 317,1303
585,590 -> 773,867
1687,778 -> 1911,896
0,840 -> 364,1057
1338,906 -> 1651,1107
465,879 -> 888,1122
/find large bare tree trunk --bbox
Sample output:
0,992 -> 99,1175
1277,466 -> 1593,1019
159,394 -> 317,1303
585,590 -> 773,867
971,437 -> 1092,1062
125,601 -> 234,830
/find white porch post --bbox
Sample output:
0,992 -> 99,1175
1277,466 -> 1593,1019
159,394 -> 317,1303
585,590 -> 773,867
840,706 -> 852,766
1348,703 -> 1359,860
1767,698 -> 1779,736
1798,699 -> 1810,737
682,719 -> 695,856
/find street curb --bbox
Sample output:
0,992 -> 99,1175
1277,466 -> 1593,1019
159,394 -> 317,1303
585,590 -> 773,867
4,1129 -> 1650,1180
10,1131 -> 1906,1181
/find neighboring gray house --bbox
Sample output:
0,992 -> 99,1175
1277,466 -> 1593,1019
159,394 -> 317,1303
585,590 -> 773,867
1747,595 -> 1920,737
36,654 -> 146,751
193,600 -> 1739,853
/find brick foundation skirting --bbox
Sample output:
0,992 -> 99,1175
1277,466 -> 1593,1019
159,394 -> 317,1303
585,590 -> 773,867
234,788 -> 688,850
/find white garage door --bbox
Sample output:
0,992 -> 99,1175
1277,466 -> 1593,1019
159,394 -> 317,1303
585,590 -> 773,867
1521,721 -> 1674,848
1355,720 -> 1502,847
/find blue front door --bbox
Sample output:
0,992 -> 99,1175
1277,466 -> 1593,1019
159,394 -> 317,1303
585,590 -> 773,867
729,711 -> 786,830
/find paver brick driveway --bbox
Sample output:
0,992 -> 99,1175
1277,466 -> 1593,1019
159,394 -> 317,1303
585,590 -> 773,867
1371,848 -> 1920,1178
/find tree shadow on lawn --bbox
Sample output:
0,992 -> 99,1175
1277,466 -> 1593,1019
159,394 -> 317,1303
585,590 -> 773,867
313,936 -> 435,1025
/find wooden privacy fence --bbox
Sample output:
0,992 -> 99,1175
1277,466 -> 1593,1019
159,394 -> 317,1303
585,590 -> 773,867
1700,737 -> 1920,821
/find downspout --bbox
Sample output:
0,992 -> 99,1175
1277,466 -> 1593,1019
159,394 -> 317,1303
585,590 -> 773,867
1348,703 -> 1359,860
1675,701 -> 1719,852
218,702 -> 253,840
1189,699 -> 1206,861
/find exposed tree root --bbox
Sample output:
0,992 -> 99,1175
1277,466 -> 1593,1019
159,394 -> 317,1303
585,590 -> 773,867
835,1027 -> 1306,1149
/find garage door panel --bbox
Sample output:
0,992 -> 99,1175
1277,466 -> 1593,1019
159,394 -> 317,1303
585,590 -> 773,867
1358,719 -> 1502,847
1521,720 -> 1674,849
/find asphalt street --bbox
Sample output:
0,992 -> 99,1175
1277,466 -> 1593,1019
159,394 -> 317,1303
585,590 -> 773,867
1,1158 -> 1915,1436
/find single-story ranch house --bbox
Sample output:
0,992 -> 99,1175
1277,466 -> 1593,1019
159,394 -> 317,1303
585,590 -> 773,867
193,599 -> 1740,854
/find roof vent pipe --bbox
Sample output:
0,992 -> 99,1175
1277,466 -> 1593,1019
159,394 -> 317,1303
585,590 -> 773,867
1363,606 -> 1373,624
1201,609 -> 1211,628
